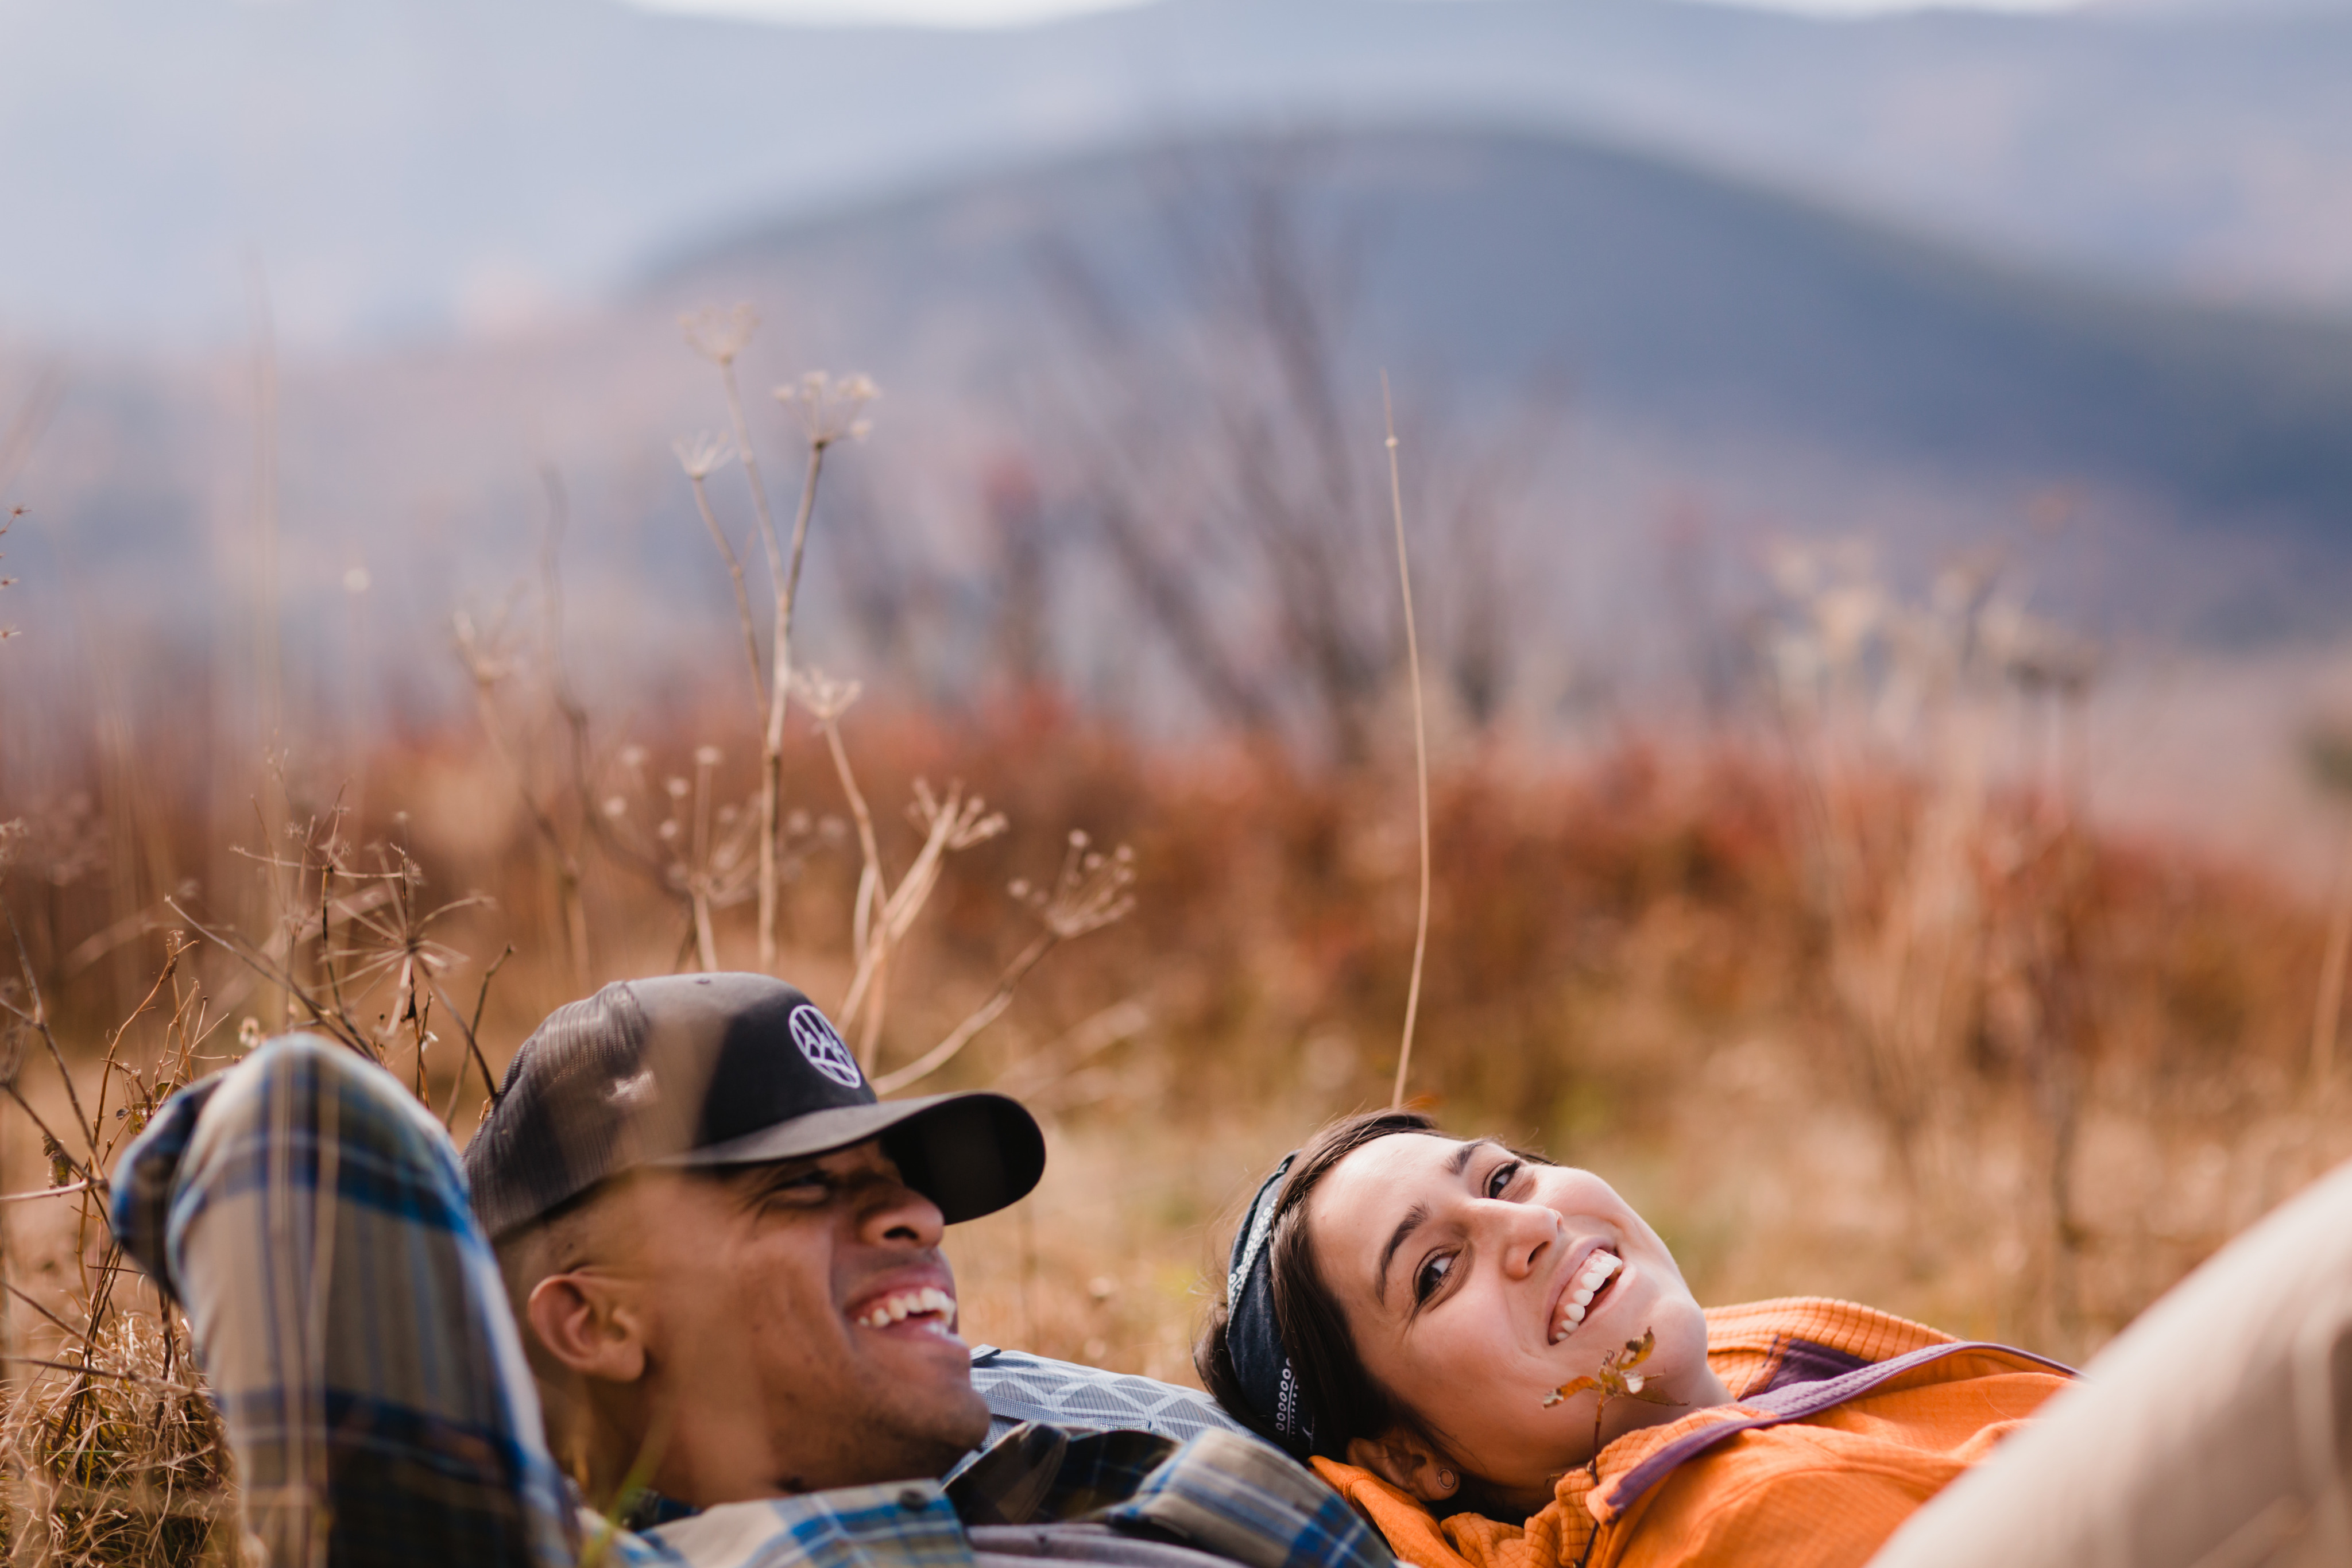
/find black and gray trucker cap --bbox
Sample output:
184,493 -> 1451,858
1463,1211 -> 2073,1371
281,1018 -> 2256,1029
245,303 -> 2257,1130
462,973 -> 1046,1237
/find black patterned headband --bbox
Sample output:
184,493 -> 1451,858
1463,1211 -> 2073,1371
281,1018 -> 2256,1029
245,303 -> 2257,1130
1224,1152 -> 1312,1455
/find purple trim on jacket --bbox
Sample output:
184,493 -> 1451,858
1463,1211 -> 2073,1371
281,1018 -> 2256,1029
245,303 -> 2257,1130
1604,1338 -> 2076,1519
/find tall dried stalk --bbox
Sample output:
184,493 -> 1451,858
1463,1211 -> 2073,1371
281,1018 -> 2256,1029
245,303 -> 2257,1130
680,311 -> 876,975
246,266 -> 287,1029
870,835 -> 1135,1096
1383,374 -> 1431,1110
2304,730 -> 2352,1091
450,610 -> 590,991
2313,829 -> 2352,1090
796,669 -> 1007,1068
788,668 -> 1133,1093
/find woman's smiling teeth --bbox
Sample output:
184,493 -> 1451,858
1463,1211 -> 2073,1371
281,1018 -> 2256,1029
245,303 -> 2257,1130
857,1286 -> 957,1331
1552,1250 -> 1623,1342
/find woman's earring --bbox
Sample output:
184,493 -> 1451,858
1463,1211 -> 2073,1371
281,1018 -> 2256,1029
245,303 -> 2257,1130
1435,1468 -> 1458,1495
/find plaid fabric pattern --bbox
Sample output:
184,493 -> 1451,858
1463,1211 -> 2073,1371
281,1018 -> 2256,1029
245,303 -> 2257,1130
616,1484 -> 974,1568
947,1423 -> 1388,1568
968,1349 -> 1245,1450
949,1424 -> 1181,1526
111,1033 -> 578,1568
1104,1431 -> 1391,1568
110,1034 -> 1378,1568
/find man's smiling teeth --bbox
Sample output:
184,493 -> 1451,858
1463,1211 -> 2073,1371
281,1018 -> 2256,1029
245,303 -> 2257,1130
1552,1252 -> 1622,1342
857,1287 -> 957,1329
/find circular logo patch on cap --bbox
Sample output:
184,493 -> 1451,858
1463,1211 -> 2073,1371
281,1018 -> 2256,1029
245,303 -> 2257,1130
789,1004 -> 863,1089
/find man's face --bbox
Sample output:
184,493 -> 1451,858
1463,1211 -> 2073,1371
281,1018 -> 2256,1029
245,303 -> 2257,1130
594,1137 -> 988,1503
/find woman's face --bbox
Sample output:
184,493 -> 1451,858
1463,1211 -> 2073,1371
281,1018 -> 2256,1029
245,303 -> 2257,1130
1307,1133 -> 1718,1503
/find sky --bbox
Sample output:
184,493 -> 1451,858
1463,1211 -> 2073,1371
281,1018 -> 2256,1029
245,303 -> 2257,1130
631,0 -> 2086,29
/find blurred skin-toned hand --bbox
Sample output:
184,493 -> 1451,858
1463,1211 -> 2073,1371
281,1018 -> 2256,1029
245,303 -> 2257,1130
524,1140 -> 985,1505
1312,1134 -> 1731,1514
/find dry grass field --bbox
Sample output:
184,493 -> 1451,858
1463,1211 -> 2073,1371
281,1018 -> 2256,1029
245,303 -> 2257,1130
3,328 -> 2350,1564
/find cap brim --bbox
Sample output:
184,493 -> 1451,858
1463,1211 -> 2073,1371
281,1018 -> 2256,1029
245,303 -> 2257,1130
650,1090 -> 1045,1224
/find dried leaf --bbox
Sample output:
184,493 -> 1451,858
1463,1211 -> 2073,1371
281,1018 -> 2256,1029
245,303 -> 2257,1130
1542,1375 -> 1600,1408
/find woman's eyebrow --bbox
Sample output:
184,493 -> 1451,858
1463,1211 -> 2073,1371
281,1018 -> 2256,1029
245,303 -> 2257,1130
1376,1202 -> 1431,1304
1375,1141 -> 1504,1304
1447,1139 -> 1495,1178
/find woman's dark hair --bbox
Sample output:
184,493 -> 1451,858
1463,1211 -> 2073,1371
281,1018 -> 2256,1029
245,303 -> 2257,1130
1196,1108 -> 1445,1460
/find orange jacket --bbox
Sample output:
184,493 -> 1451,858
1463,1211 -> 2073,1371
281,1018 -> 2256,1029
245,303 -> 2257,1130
1310,1298 -> 2069,1568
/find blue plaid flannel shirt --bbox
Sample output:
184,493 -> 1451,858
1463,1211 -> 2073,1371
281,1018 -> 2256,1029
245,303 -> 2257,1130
111,1035 -> 1390,1568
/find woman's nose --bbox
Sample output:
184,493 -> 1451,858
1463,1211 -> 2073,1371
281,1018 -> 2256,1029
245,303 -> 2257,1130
1479,1199 -> 1560,1278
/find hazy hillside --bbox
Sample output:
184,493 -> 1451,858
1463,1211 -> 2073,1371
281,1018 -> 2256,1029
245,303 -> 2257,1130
656,127 -> 2352,537
10,121 -> 2352,731
5,0 -> 2352,346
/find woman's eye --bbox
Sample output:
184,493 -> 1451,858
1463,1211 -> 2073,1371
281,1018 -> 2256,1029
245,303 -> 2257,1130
1486,1160 -> 1522,1199
1414,1252 -> 1454,1303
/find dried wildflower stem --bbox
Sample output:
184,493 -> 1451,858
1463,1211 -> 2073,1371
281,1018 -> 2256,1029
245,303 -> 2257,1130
451,655 -> 590,989
2315,817 -> 2352,1090
757,440 -> 828,973
0,1181 -> 90,1203
687,470 -> 766,713
164,898 -> 373,1058
0,1354 -> 180,1389
814,711 -> 888,1035
1383,374 -> 1432,1111
845,785 -> 1000,1064
5,900 -> 98,1157
878,835 -> 1132,1094
5,1283 -> 100,1351
423,977 -> 501,1126
872,930 -> 1058,1095
689,752 -> 721,972
0,1086 -> 99,1191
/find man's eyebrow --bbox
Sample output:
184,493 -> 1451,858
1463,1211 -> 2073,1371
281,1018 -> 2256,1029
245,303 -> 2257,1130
732,1159 -> 825,1197
1375,1202 -> 1430,1306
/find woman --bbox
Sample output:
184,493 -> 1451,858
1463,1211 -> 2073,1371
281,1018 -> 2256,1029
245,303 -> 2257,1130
1200,1109 -> 2352,1568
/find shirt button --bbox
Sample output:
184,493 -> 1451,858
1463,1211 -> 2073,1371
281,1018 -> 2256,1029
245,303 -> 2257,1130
898,1489 -> 929,1512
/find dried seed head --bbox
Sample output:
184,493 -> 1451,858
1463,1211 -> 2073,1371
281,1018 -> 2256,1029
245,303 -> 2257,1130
673,432 -> 736,480
776,368 -> 884,446
791,665 -> 864,723
682,304 -> 758,366
694,745 -> 724,767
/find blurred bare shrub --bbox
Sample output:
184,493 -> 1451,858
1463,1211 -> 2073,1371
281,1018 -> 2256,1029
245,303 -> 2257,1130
1763,541 -> 2122,1350
1036,146 -> 1558,761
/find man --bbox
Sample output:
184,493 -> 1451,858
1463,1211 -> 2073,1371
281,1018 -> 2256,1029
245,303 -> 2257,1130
110,974 -> 1383,1568
467,972 -> 1042,1511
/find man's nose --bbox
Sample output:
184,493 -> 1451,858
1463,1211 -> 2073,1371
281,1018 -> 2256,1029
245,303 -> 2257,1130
854,1175 -> 947,1252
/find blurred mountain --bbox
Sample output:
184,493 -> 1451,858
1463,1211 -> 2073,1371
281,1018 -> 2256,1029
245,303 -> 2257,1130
12,122 -> 2352,720
5,0 -> 2352,346
659,127 -> 2352,536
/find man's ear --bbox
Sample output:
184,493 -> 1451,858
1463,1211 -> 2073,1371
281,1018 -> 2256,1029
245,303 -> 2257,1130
1344,1428 -> 1457,1505
526,1272 -> 649,1385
